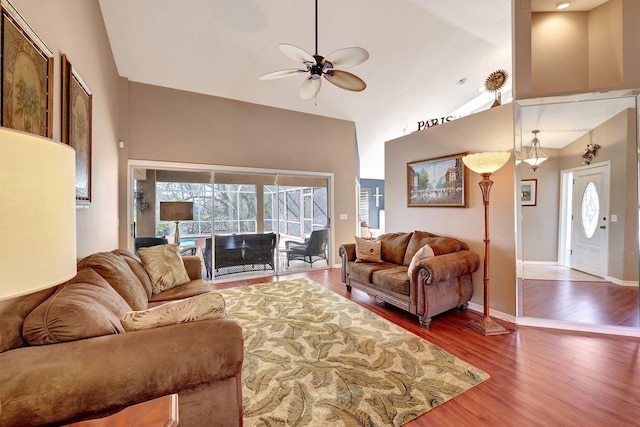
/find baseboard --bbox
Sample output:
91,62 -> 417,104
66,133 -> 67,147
467,302 -> 517,325
516,317 -> 640,338
605,276 -> 639,287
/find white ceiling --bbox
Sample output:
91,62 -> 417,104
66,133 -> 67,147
98,0 -> 608,179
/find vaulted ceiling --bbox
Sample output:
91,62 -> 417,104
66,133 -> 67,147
98,0 -> 609,179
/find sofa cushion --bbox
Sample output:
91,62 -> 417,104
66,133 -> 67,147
138,244 -> 191,295
354,236 -> 383,263
371,266 -> 411,295
149,279 -> 214,305
407,244 -> 435,277
379,232 -> 412,265
114,249 -> 154,299
347,261 -> 392,285
120,292 -> 227,332
77,251 -> 149,311
22,268 -> 131,345
403,231 -> 464,265
0,288 -> 56,353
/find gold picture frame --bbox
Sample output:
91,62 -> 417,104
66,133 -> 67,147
407,153 -> 468,207
62,54 -> 92,205
1,0 -> 53,138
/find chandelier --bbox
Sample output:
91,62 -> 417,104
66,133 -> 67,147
523,130 -> 552,172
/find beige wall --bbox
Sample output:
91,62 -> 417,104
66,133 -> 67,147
385,105 -> 517,316
515,0 -> 640,99
519,148 -> 561,262
12,0 -> 121,258
119,82 -> 358,263
531,12 -> 589,94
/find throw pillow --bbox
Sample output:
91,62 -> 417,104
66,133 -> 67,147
138,244 -> 191,295
407,244 -> 435,277
23,268 -> 131,345
120,292 -> 227,332
355,236 -> 383,263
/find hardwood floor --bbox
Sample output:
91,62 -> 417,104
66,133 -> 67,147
213,268 -> 640,426
523,278 -> 639,327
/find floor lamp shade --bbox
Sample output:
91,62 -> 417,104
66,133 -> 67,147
0,128 -> 77,301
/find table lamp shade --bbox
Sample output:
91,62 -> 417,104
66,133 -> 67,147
0,128 -> 77,301
462,152 -> 511,175
160,202 -> 194,221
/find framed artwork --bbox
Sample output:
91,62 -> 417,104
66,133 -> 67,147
62,54 -> 92,205
407,153 -> 467,207
521,179 -> 537,206
1,0 -> 53,138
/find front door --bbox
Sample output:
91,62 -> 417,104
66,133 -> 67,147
570,163 -> 610,277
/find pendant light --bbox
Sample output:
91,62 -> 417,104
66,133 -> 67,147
523,130 -> 552,172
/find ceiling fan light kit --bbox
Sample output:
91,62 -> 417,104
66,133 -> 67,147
259,0 -> 369,100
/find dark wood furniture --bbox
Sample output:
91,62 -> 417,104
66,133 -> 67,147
202,233 -> 278,277
65,394 -> 178,426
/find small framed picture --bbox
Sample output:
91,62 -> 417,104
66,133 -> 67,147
521,179 -> 537,206
407,153 -> 467,207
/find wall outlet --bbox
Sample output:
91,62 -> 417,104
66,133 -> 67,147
339,214 -> 348,220
611,214 -> 618,222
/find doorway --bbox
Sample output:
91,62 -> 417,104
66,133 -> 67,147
558,162 -> 610,278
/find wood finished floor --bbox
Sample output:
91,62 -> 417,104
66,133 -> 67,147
212,268 -> 640,426
523,278 -> 639,327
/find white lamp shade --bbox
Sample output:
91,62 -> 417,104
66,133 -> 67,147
462,152 -> 511,174
0,128 -> 77,300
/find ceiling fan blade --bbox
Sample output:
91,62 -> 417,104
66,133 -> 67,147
323,70 -> 366,92
300,77 -> 321,100
324,47 -> 369,69
258,69 -> 305,80
278,43 -> 315,64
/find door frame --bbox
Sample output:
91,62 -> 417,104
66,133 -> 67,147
558,161 -> 611,277
127,159 -> 335,275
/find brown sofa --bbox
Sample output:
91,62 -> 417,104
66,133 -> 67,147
340,231 -> 480,328
0,249 -> 244,427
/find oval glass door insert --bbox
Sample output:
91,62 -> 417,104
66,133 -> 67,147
581,181 -> 599,238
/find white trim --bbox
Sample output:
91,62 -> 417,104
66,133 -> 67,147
468,302 -> 517,324
605,276 -> 639,287
517,317 -> 640,338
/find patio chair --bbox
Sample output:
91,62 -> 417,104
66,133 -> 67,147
285,229 -> 328,267
134,237 -> 168,255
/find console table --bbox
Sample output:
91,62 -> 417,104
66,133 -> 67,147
65,394 -> 178,426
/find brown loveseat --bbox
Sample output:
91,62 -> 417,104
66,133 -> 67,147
340,231 -> 480,328
0,249 -> 244,427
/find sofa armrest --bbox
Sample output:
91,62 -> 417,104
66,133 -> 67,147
414,250 -> 480,286
0,319 -> 243,426
339,244 -> 356,283
183,255 -> 203,280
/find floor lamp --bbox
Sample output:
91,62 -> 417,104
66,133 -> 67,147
462,151 -> 511,336
1,128 -> 77,300
160,201 -> 194,245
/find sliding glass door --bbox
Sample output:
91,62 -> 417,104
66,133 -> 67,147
130,162 -> 331,281
211,171 -> 330,279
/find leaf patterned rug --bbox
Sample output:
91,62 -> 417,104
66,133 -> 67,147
218,278 -> 489,427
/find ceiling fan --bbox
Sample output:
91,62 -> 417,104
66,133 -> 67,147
258,0 -> 369,100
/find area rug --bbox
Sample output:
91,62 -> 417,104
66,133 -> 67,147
218,278 -> 489,426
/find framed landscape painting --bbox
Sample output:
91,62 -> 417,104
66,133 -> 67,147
521,179 -> 537,206
62,54 -> 93,205
1,0 -> 53,138
407,153 -> 467,207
